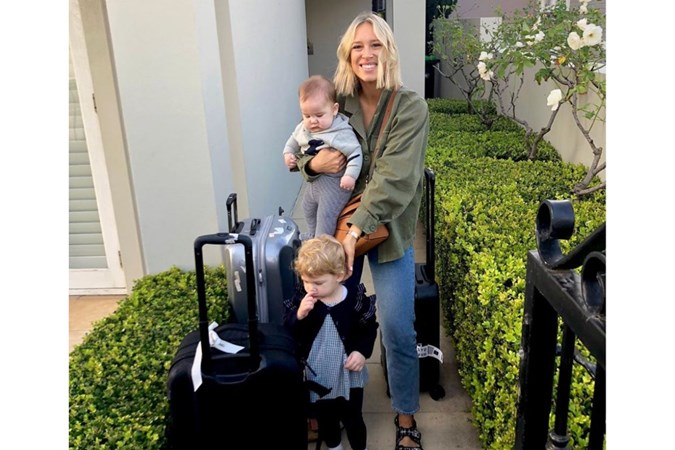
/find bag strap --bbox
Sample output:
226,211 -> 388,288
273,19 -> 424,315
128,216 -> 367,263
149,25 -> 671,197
366,87 -> 399,184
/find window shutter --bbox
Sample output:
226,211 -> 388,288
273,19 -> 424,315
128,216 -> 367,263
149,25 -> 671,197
69,77 -> 106,269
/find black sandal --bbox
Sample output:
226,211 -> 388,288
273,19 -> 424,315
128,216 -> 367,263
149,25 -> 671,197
394,415 -> 423,450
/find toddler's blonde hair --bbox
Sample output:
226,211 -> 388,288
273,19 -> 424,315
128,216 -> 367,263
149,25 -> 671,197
294,235 -> 345,278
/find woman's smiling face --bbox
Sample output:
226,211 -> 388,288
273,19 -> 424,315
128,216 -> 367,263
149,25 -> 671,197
350,22 -> 383,84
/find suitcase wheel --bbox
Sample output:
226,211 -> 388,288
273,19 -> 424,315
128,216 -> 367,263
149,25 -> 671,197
429,384 -> 446,401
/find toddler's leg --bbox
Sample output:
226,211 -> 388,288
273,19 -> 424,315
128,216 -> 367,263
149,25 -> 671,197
341,388 -> 367,450
315,399 -> 343,449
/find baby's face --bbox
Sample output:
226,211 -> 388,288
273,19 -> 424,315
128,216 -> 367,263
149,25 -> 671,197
300,94 -> 338,133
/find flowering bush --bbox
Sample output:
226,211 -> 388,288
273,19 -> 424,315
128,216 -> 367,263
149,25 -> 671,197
480,0 -> 606,195
432,1 -> 605,195
430,10 -> 500,128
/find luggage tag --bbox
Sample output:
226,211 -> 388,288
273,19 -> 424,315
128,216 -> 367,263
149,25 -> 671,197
207,322 -> 245,354
417,343 -> 444,363
191,322 -> 245,391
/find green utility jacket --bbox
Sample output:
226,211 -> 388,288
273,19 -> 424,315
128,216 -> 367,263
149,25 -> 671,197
298,86 -> 429,263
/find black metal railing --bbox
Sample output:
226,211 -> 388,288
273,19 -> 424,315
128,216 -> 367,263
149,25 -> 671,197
514,200 -> 606,449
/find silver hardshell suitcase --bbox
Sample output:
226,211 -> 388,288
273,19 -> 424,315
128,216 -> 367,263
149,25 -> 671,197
223,193 -> 301,324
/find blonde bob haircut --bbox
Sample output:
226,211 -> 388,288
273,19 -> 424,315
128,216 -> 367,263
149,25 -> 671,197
294,235 -> 346,278
333,12 -> 402,96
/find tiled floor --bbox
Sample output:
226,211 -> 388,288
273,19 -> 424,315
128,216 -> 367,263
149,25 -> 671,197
69,191 -> 483,449
69,295 -> 124,352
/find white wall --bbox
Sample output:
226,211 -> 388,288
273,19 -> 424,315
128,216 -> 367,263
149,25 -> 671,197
193,0 -> 236,233
514,67 -> 606,173
105,0 -> 223,272
453,0 -> 528,19
391,0 -> 425,97
306,0 -> 370,79
224,0 -> 306,219
102,0 -> 309,273
77,0 -> 145,289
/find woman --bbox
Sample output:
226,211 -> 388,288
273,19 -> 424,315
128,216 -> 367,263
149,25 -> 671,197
296,11 -> 429,450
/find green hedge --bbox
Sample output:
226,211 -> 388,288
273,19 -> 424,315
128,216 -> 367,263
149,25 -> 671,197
69,266 -> 229,450
427,97 -> 497,115
429,113 -> 522,134
428,131 -> 561,162
426,104 -> 605,448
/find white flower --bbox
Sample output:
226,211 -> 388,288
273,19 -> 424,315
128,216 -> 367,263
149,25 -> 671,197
515,41 -> 524,48
580,4 -> 588,14
582,24 -> 603,47
567,31 -> 583,50
577,18 -> 588,31
477,61 -> 493,81
534,31 -> 545,43
479,69 -> 493,81
532,17 -> 541,31
479,51 -> 493,61
546,89 -> 563,111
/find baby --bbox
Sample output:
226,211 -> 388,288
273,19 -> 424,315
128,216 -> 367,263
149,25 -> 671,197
283,75 -> 362,238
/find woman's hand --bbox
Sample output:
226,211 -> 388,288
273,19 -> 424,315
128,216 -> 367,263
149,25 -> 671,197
344,351 -> 366,372
308,148 -> 347,174
341,226 -> 361,280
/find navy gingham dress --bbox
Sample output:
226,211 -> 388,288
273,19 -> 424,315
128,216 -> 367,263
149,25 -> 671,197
306,297 -> 368,403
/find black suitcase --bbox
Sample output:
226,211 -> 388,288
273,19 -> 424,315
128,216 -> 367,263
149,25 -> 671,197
224,193 -> 301,325
381,168 -> 446,400
166,233 -> 307,449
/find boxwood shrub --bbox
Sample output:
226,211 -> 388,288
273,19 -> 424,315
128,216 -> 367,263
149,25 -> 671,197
69,266 -> 229,450
426,105 -> 606,448
429,131 -> 561,162
430,113 -> 523,134
427,97 -> 497,115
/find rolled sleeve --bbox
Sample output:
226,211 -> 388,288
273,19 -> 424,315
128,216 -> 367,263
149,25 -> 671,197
296,153 -> 321,182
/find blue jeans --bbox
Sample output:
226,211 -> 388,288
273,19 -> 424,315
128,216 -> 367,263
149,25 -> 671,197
345,245 -> 420,415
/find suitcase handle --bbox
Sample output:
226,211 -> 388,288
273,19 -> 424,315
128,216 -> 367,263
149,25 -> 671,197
424,168 -> 436,280
194,233 -> 261,375
249,218 -> 261,235
226,193 -> 239,232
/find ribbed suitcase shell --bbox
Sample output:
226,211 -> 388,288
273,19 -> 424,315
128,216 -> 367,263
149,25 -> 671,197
223,193 -> 300,324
